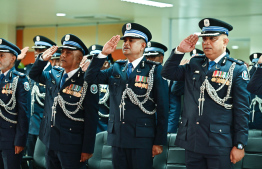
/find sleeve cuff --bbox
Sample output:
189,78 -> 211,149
97,52 -> 108,59
175,47 -> 185,54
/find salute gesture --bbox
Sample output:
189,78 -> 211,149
101,35 -> 120,56
177,34 -> 199,53
17,47 -> 29,61
42,46 -> 58,61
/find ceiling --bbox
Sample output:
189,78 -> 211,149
1,0 -> 262,61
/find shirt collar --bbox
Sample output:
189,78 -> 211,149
0,69 -> 10,76
63,67 -> 80,80
209,52 -> 226,63
127,56 -> 144,70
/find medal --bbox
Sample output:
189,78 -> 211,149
211,70 -> 218,82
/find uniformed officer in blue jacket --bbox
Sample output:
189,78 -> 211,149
162,18 -> 250,169
25,36 -> 54,162
247,53 -> 262,129
87,44 -> 113,133
144,41 -> 181,133
29,34 -> 99,169
0,38 -> 30,169
85,23 -> 169,169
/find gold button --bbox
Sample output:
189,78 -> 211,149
196,122 -> 199,124
51,125 -> 53,127
70,128 -> 72,131
219,129 -> 222,132
122,122 -> 125,124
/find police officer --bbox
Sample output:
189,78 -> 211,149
0,38 -> 30,169
25,36 -> 55,164
247,53 -> 262,129
162,18 -> 250,169
87,44 -> 113,133
51,48 -> 62,67
144,42 -> 181,133
85,23 -> 169,169
29,34 -> 99,169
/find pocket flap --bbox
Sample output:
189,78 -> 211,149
180,118 -> 188,127
136,118 -> 154,127
210,124 -> 230,134
0,122 -> 16,129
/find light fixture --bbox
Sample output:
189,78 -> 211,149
121,0 -> 173,8
232,46 -> 239,49
56,13 -> 66,17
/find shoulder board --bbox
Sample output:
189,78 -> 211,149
227,57 -> 244,65
53,66 -> 64,71
115,60 -> 127,64
145,60 -> 161,65
13,70 -> 26,77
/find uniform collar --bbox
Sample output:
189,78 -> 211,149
209,52 -> 226,63
127,56 -> 144,70
0,69 -> 10,76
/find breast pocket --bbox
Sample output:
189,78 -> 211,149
109,78 -> 121,96
209,124 -> 232,147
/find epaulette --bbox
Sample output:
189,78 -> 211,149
227,57 -> 244,65
115,59 -> 127,64
145,60 -> 161,65
53,66 -> 64,71
13,70 -> 26,77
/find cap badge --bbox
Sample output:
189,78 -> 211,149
204,19 -> 210,27
36,36 -> 40,41
92,45 -> 96,51
0,39 -> 2,45
126,23 -> 131,30
147,42 -> 151,47
254,54 -> 257,59
65,35 -> 70,41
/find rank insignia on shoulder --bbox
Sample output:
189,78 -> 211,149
242,70 -> 249,81
91,84 -> 98,94
62,84 -> 83,97
24,82 -> 30,91
135,75 -> 148,89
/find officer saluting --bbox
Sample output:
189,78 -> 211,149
0,38 -> 30,169
162,18 -> 250,169
144,41 -> 167,64
247,53 -> 262,129
29,34 -> 99,168
87,44 -> 113,133
85,23 -> 169,169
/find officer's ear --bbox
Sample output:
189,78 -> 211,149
222,36 -> 229,47
140,40 -> 147,51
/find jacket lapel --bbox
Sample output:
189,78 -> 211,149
128,57 -> 145,82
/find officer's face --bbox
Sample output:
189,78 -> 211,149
146,55 -> 163,64
60,49 -> 83,72
0,52 -> 16,73
202,35 -> 229,60
122,37 -> 146,56
34,48 -> 47,59
51,59 -> 61,67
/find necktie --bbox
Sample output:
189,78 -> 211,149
127,63 -> 133,78
60,73 -> 68,88
208,61 -> 216,70
0,74 -> 5,83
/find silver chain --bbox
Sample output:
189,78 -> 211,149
250,95 -> 262,122
31,84 -> 46,115
51,81 -> 88,125
119,65 -> 156,120
0,76 -> 19,124
199,62 -> 236,116
98,85 -> 109,118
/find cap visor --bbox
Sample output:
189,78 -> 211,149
51,56 -> 60,60
144,52 -> 159,56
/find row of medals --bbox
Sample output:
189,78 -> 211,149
2,83 -> 12,94
135,75 -> 148,89
211,71 -> 230,85
62,85 -> 83,97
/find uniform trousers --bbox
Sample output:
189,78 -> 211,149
185,150 -> 233,169
45,148 -> 86,169
112,146 -> 153,169
0,149 -> 23,169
